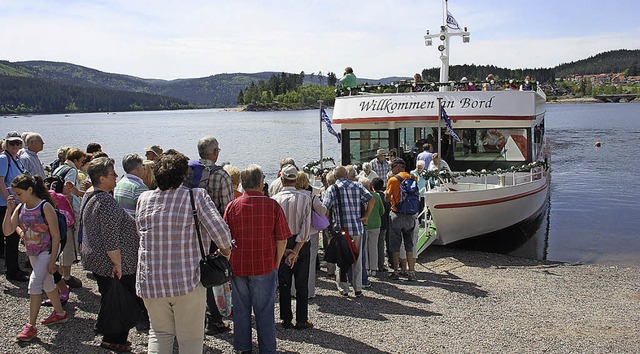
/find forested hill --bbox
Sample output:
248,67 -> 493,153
1,48 -> 638,114
421,49 -> 640,83
0,60 -> 279,107
0,76 -> 191,114
554,49 -> 640,77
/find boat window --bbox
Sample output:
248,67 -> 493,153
348,130 -> 390,164
452,128 -> 529,162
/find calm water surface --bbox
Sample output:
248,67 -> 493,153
3,103 -> 639,267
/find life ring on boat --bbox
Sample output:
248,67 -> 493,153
485,130 -> 506,150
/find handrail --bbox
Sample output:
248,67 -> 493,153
427,168 -> 546,192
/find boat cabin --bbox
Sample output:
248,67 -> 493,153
332,90 -> 546,172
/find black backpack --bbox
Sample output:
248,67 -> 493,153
46,165 -> 72,193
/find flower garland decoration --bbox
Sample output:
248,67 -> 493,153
302,157 -> 336,176
419,160 -> 548,180
335,79 -> 538,97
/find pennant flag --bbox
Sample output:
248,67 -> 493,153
321,108 -> 341,143
440,108 -> 462,142
446,11 -> 461,31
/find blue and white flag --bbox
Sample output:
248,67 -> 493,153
440,108 -> 461,142
321,108 -> 341,143
446,11 -> 461,31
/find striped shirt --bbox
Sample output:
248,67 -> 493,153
135,186 -> 232,299
271,186 -> 312,243
224,190 -> 291,277
323,178 -> 372,236
114,174 -> 149,218
198,159 -> 234,215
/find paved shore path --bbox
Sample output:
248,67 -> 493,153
1,245 -> 638,353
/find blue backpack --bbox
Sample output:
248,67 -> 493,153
394,174 -> 420,214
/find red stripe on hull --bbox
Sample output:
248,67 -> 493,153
433,183 -> 548,209
333,115 -> 535,124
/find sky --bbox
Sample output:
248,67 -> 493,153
1,0 -> 639,81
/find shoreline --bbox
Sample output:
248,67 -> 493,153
1,245 -> 638,353
546,96 -> 602,104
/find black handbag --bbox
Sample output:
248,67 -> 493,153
324,186 -> 359,266
189,189 -> 232,288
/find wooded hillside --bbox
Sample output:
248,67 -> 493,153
0,49 -> 638,114
0,76 -> 191,114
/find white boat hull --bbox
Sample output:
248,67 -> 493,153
427,173 -> 549,245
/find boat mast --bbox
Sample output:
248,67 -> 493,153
424,0 -> 470,92
423,0 -> 470,158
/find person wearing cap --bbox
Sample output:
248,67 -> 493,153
268,157 -> 296,197
0,131 -> 29,281
19,133 -> 47,178
369,149 -> 391,187
194,136 -> 235,335
144,145 -> 163,161
322,165 -> 375,297
271,164 -> 313,330
385,158 -> 418,281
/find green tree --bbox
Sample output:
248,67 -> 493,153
327,72 -> 337,86
237,89 -> 244,104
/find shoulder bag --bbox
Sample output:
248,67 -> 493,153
323,185 -> 359,266
310,194 -> 330,231
189,188 -> 232,288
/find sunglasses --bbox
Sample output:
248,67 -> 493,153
7,140 -> 22,146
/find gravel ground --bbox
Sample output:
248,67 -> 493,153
1,245 -> 638,354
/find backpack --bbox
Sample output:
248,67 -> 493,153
184,160 -> 205,188
42,206 -> 68,257
394,174 -> 420,214
47,165 -> 72,193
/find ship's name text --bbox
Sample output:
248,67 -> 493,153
358,96 -> 495,113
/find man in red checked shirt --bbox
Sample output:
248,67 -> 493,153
223,164 -> 289,354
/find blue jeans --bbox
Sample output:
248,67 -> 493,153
232,269 -> 278,354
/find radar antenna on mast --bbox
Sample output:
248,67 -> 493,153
424,0 -> 470,92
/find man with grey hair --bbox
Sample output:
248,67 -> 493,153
195,135 -> 235,335
196,136 -> 234,216
224,164 -> 289,353
370,148 -> 391,186
114,153 -> 148,218
19,132 -> 46,178
345,165 -> 358,181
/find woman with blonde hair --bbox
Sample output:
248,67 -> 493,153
223,164 -> 242,198
142,160 -> 156,189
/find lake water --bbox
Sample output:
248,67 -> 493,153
3,102 -> 639,267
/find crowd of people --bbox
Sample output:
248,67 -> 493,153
1,131 -> 426,353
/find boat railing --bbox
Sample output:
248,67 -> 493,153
425,166 -> 546,192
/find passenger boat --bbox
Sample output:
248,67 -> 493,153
330,2 -> 550,254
